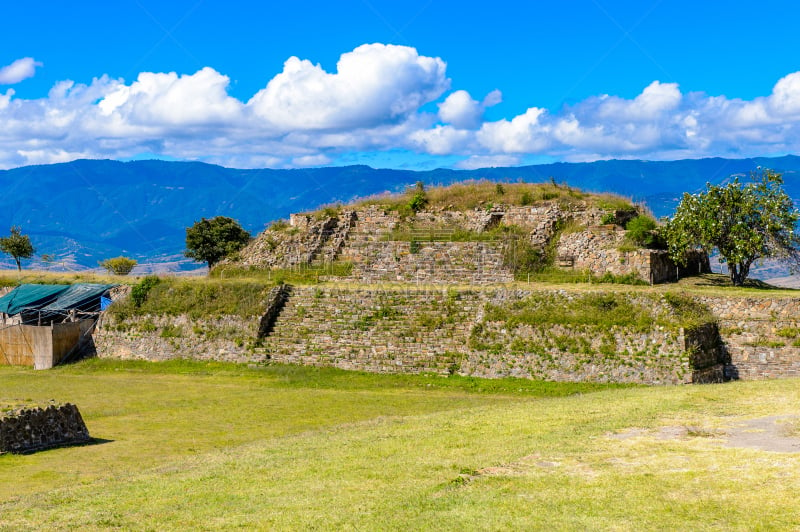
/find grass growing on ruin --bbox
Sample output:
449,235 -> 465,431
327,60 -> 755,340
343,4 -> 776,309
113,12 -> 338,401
107,277 -> 275,319
1,360 -> 799,530
354,180 -> 634,214
211,261 -> 354,284
480,291 -> 715,334
0,270 -> 130,288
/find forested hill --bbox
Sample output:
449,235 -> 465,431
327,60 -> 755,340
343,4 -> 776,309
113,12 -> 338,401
1,155 -> 799,270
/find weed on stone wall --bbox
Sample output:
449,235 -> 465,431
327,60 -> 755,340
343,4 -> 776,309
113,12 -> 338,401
159,325 -> 184,339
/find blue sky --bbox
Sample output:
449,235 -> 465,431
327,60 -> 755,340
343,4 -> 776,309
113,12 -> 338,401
2,1 -> 800,170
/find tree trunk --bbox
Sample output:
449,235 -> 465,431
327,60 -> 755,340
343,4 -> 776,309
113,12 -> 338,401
729,261 -> 752,286
15,257 -> 21,272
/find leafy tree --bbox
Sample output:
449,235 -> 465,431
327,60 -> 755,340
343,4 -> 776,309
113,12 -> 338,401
664,168 -> 800,286
0,226 -> 35,271
100,256 -> 138,275
185,216 -> 251,268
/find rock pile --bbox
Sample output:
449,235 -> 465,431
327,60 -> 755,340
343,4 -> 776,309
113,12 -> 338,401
0,403 -> 90,454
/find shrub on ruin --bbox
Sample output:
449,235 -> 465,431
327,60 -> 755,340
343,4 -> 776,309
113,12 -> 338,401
131,276 -> 160,308
407,182 -> 429,213
625,215 -> 664,248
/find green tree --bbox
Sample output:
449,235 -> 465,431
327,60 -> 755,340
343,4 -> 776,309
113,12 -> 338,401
185,216 -> 251,268
0,226 -> 34,271
100,256 -> 138,275
664,168 -> 800,286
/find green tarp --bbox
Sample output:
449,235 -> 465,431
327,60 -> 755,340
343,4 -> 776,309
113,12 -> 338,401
38,284 -> 116,313
0,284 -> 116,318
0,284 -> 70,316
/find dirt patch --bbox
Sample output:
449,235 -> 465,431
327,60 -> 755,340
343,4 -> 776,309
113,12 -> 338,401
723,416 -> 800,453
611,416 -> 800,453
609,426 -> 692,441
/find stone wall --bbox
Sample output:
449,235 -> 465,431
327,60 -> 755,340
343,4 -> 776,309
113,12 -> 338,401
264,288 -> 721,384
460,290 -> 723,384
233,202 -> 697,286
342,241 -> 513,284
94,314 -> 264,363
556,228 -> 655,281
0,403 -> 90,454
95,286 -> 800,385
699,296 -> 800,380
556,228 -> 709,284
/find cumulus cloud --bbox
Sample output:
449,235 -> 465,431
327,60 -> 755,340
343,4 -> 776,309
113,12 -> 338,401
0,57 -> 42,84
409,125 -> 472,155
4,45 -> 800,169
476,107 -> 552,153
248,43 -> 448,131
438,89 -> 502,129
98,67 -> 243,127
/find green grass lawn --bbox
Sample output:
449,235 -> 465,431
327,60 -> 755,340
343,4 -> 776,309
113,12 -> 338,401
1,360 -> 800,530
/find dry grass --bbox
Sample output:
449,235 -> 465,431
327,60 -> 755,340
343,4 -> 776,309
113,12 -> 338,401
353,180 -> 634,213
0,270 -> 132,288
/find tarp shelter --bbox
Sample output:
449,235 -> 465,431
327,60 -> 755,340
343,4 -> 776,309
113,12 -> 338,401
0,284 -> 70,316
0,284 -> 116,325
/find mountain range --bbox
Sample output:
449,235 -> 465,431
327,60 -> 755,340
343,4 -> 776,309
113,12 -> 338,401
1,155 -> 800,273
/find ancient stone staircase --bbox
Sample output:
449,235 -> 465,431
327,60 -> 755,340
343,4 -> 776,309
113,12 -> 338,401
310,211 -> 356,267
262,287 -> 477,374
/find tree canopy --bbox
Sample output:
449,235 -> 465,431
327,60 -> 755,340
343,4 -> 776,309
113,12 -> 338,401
664,168 -> 800,286
185,216 -> 251,268
0,226 -> 35,272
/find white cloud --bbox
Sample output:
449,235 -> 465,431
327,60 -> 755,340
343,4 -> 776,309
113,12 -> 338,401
0,89 -> 13,110
409,125 -> 472,155
482,89 -> 502,108
438,89 -> 502,129
99,67 -> 243,126
455,154 -> 520,169
248,43 -> 448,131
0,57 -> 42,84
476,107 -> 552,153
769,72 -> 800,116
439,90 -> 481,129
4,45 -> 800,170
292,154 -> 332,167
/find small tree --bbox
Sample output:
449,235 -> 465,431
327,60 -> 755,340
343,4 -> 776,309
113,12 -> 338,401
40,254 -> 54,270
0,226 -> 34,271
101,256 -> 138,275
185,216 -> 251,268
664,168 -> 800,286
